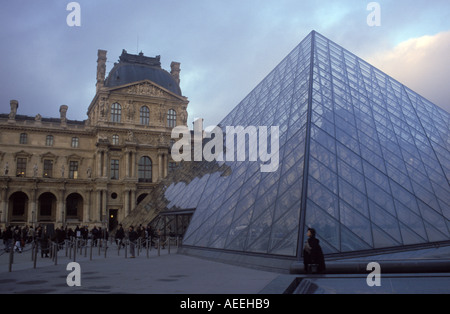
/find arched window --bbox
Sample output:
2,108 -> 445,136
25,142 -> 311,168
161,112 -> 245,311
38,192 -> 56,220
138,156 -> 152,182
140,106 -> 150,125
66,193 -> 83,219
111,103 -> 122,123
167,109 -> 177,128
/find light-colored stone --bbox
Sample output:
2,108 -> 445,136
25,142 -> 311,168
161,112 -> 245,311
0,49 -> 189,231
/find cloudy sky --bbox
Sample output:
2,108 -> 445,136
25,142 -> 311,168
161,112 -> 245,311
0,0 -> 449,127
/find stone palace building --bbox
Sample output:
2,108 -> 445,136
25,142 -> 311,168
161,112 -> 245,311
0,49 -> 189,231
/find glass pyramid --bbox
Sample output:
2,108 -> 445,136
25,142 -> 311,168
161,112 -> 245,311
141,30 -> 450,258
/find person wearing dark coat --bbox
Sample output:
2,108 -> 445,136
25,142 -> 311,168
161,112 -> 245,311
303,228 -> 326,274
128,226 -> 138,258
91,226 -> 99,246
39,228 -> 50,258
3,226 -> 13,252
13,228 -> 22,253
115,224 -> 125,247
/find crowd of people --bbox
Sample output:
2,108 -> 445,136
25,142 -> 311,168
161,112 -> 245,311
0,224 -> 109,256
0,225 -> 35,254
0,223 -> 164,258
113,224 -> 162,250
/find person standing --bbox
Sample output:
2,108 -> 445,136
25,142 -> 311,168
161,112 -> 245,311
128,226 -> 138,258
303,228 -> 326,274
115,224 -> 125,247
91,226 -> 99,247
13,228 -> 22,253
40,227 -> 50,258
3,226 -> 12,253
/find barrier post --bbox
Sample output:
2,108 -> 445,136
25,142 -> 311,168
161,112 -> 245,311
33,242 -> 37,269
50,241 -> 54,260
54,243 -> 58,266
138,238 -> 141,257
73,239 -> 77,262
9,245 -> 14,272
31,242 -> 34,262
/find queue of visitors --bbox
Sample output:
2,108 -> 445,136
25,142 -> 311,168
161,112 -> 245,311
0,224 -> 109,256
1,223 -> 162,258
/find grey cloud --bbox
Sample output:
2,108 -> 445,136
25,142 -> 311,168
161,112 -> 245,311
1,0 -> 449,123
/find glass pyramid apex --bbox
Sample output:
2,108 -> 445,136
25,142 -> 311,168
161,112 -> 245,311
129,31 -> 450,260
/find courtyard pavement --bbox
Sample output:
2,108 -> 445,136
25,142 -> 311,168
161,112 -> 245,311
1,242 -> 449,295
0,243 -> 280,294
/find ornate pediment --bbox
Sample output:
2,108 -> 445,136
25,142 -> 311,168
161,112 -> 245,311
14,150 -> 32,160
109,81 -> 185,101
67,153 -> 84,165
40,152 -> 58,162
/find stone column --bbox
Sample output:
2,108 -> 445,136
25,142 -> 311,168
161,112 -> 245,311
101,189 -> 107,223
124,189 -> 130,217
158,153 -> 163,181
163,153 -> 168,178
84,189 -> 91,224
56,188 -> 65,226
125,151 -> 130,177
131,151 -> 136,178
97,150 -> 103,177
28,187 -> 37,227
103,152 -> 108,178
131,189 -> 136,211
96,190 -> 102,223
0,187 -> 7,223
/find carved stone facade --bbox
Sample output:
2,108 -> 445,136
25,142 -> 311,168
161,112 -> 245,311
0,49 -> 188,230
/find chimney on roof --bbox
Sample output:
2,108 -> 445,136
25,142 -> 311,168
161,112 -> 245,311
96,49 -> 107,93
8,100 -> 18,121
60,105 -> 68,126
170,61 -> 181,85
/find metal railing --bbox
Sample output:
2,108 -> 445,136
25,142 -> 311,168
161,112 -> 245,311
4,236 -> 183,272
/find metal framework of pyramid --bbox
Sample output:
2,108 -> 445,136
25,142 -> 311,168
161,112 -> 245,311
147,30 -> 450,260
